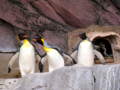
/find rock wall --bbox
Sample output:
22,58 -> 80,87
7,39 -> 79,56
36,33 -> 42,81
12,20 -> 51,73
0,64 -> 120,90
0,0 -> 120,54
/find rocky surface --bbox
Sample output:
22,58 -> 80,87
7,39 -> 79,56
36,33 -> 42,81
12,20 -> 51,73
0,0 -> 73,54
0,78 -> 21,90
93,64 -> 120,90
0,0 -> 120,54
47,64 -> 94,90
0,19 -> 18,52
15,73 -> 50,90
0,64 -> 120,90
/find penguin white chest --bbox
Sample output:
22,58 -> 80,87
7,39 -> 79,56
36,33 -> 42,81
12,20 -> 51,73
78,41 -> 94,67
19,45 -> 35,75
47,49 -> 64,72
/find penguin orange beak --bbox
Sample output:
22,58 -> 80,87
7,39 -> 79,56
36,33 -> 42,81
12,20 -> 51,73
23,35 -> 28,37
32,39 -> 37,41
73,35 -> 81,37
77,36 -> 81,37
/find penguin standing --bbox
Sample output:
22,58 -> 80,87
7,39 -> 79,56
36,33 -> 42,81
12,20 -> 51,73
71,33 -> 105,67
32,37 -> 76,72
8,33 -> 41,76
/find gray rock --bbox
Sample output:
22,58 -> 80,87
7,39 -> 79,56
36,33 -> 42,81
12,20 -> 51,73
0,78 -> 21,90
93,64 -> 120,90
47,64 -> 94,90
0,19 -> 18,52
14,72 -> 50,90
1,64 -> 120,90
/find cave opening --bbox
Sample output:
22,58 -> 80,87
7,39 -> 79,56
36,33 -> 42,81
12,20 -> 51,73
93,38 -> 113,57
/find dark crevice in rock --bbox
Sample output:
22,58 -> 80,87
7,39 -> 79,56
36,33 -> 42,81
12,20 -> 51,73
28,2 -> 68,33
92,70 -> 96,83
90,0 -> 120,23
29,2 -> 65,28
111,0 -> 120,9
89,0 -> 108,12
32,85 -> 47,90
7,0 -> 28,11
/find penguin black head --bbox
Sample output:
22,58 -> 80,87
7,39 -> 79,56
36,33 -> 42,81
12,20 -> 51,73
74,33 -> 87,40
17,33 -> 28,41
32,37 -> 44,46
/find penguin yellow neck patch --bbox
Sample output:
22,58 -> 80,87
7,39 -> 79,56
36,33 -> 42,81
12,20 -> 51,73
23,39 -> 31,47
84,39 -> 87,42
43,46 -> 54,53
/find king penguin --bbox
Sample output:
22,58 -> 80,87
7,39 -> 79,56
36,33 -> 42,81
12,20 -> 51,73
8,33 -> 41,76
32,37 -> 76,72
71,33 -> 105,67
94,43 -> 113,57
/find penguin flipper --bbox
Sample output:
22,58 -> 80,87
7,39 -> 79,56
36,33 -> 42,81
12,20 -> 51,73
8,51 -> 19,73
62,53 -> 77,66
93,49 -> 106,65
94,45 -> 100,50
35,49 -> 41,64
33,45 -> 41,63
39,53 -> 47,72
70,49 -> 78,62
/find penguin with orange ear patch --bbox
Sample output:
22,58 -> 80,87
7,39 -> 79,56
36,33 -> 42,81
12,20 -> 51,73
8,33 -> 41,77
32,37 -> 76,72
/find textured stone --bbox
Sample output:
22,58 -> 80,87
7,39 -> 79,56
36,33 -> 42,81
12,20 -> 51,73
15,73 -> 50,90
47,0 -> 120,28
0,19 -> 18,52
0,78 -> 21,90
111,0 -> 120,9
0,0 -> 120,53
47,64 -> 94,90
0,0 -> 71,53
93,64 -> 120,90
1,64 -> 120,90
30,0 -> 66,25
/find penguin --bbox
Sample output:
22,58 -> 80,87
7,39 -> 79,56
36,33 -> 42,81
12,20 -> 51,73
32,37 -> 76,72
70,33 -> 105,67
94,43 -> 113,57
8,33 -> 41,76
